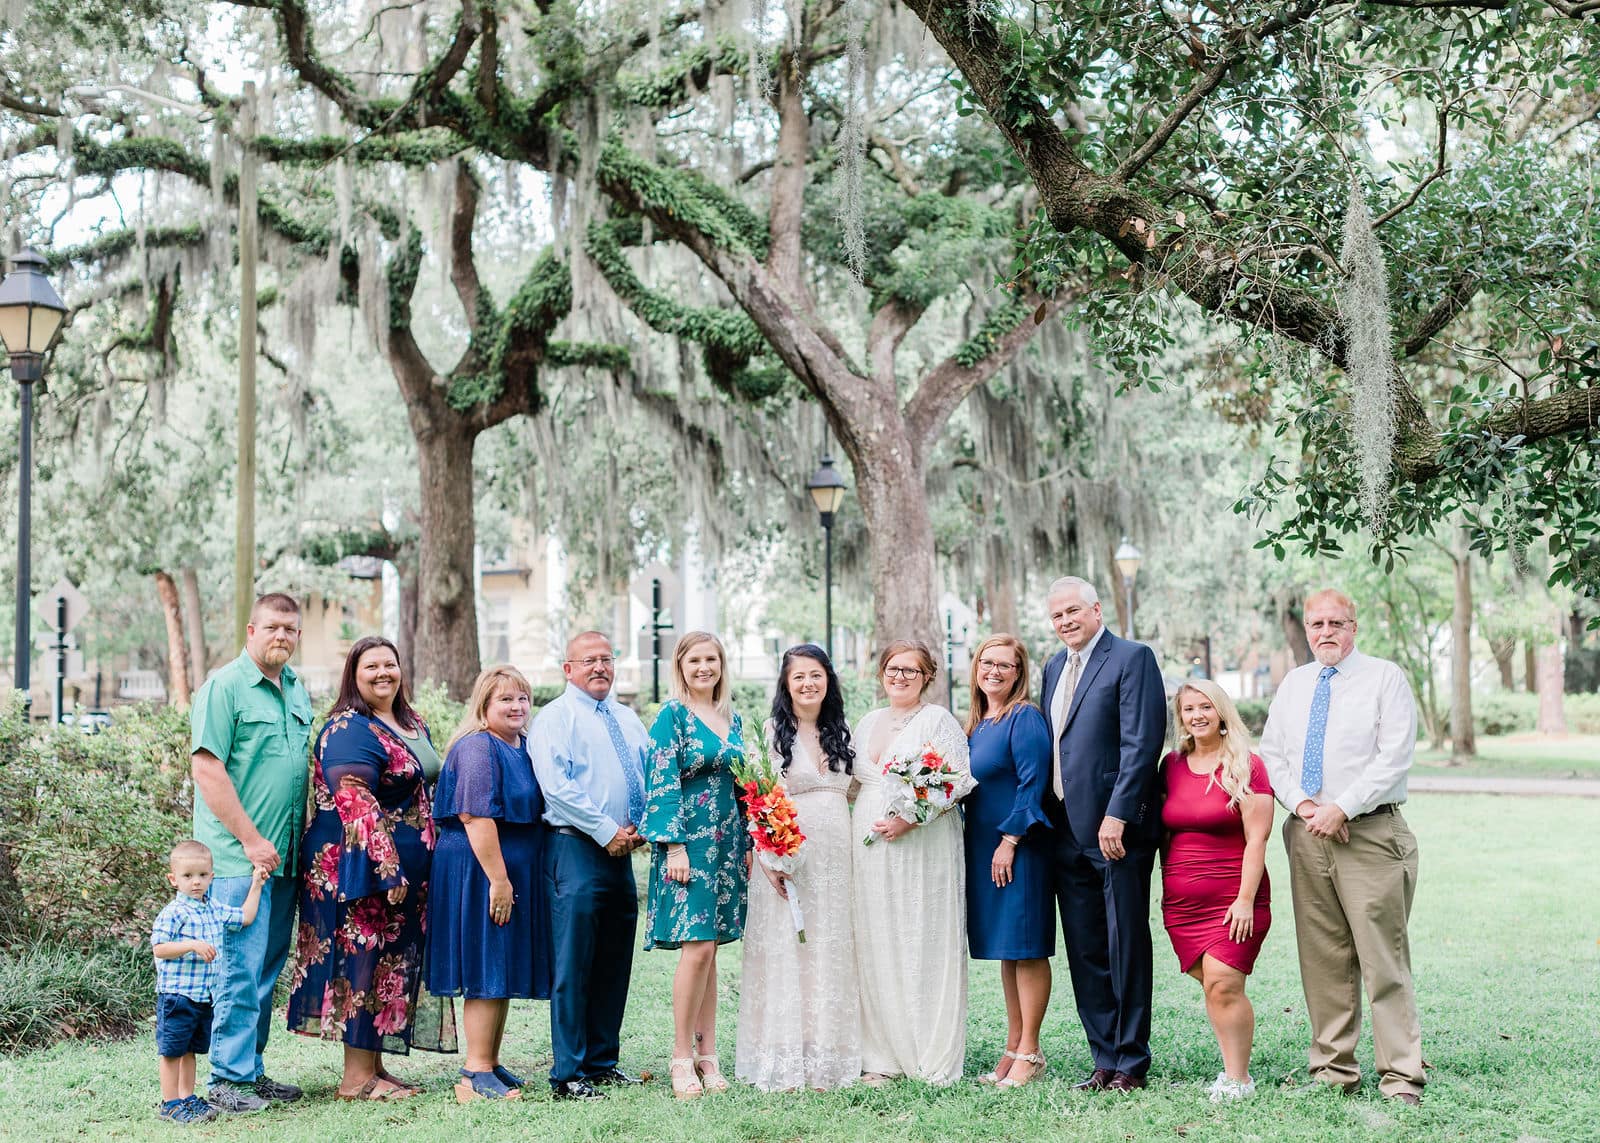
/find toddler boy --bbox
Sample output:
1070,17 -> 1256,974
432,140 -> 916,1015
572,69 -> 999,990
151,840 -> 268,1124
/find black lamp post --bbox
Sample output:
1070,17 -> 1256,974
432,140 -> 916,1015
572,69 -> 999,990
1114,537 -> 1143,640
806,455 -> 847,662
0,249 -> 68,716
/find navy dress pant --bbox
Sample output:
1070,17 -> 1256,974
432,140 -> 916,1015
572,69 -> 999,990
545,831 -> 638,1084
1049,805 -> 1156,1078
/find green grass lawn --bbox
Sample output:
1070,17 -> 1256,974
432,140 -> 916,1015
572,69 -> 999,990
1414,734 -> 1600,779
1,793 -> 1595,1141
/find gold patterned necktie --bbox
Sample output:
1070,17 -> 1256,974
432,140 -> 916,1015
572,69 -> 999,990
1051,651 -> 1082,800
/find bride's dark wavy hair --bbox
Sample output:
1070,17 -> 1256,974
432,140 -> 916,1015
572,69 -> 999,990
770,644 -> 855,775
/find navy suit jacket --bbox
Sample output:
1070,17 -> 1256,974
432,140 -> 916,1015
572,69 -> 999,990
1040,630 -> 1168,849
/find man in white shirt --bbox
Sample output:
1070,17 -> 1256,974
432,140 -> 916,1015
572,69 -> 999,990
1259,589 -> 1424,1107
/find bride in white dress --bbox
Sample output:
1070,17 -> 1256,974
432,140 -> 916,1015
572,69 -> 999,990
851,639 -> 975,1085
735,645 -> 861,1091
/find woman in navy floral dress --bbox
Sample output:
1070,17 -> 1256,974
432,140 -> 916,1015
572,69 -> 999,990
641,632 -> 748,1099
287,636 -> 454,1101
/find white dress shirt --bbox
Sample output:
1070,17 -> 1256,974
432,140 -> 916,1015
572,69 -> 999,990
1049,623 -> 1106,743
1259,648 -> 1418,819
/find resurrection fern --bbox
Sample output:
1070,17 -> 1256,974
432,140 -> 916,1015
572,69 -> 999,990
1337,179 -> 1396,530
834,0 -> 869,279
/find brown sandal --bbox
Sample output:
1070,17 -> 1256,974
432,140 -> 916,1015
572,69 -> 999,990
377,1067 -> 422,1091
337,1076 -> 418,1102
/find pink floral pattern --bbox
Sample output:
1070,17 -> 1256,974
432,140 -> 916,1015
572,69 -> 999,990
287,709 -> 453,1054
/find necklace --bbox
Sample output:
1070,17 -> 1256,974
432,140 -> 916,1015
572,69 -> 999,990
888,703 -> 924,733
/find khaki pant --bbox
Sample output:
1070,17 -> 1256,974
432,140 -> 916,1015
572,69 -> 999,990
1283,810 -> 1424,1097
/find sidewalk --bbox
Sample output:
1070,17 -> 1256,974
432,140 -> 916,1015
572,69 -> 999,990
1410,775 -> 1600,797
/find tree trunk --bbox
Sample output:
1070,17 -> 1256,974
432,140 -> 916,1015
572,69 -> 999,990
179,567 -> 207,689
985,534 -> 1019,636
1535,614 -> 1567,735
392,546 -> 420,688
413,426 -> 481,699
1278,588 -> 1312,665
1448,530 -> 1475,762
849,432 -> 941,654
153,570 -> 192,708
1524,641 -> 1537,693
1488,635 -> 1516,690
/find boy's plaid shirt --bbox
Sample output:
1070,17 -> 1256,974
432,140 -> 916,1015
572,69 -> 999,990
150,894 -> 245,1000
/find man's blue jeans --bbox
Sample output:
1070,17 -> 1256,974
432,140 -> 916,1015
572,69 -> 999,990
208,874 -> 297,1085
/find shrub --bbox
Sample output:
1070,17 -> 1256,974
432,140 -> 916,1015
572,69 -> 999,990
1234,698 -> 1271,737
0,940 -> 156,1054
410,680 -> 467,743
0,695 -> 191,945
1473,691 -> 1538,737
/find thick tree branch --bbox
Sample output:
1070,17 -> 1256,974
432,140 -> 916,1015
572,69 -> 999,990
868,298 -> 926,386
449,162 -> 483,334
1401,271 -> 1478,357
904,284 -> 1087,453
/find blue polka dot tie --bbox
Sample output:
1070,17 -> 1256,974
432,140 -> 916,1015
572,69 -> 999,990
1301,665 -> 1338,797
598,700 -> 646,825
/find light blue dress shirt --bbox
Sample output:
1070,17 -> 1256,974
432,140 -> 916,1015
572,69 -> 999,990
528,682 -> 651,846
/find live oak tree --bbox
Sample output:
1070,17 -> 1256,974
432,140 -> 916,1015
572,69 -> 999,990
900,0 -> 1600,599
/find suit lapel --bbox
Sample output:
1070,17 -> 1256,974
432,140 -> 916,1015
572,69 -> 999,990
1063,633 -> 1114,732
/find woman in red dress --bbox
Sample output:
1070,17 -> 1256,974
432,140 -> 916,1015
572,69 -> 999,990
1160,679 -> 1274,1101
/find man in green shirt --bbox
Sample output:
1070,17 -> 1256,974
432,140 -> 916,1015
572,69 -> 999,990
190,592 -> 312,1114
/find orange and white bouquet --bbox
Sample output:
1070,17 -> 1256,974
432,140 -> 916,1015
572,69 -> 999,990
862,741 -> 975,846
734,737 -> 809,942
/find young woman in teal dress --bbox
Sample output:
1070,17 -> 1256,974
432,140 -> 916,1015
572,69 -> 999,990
640,631 -> 748,1100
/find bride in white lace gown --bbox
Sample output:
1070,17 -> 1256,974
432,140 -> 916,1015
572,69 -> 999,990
735,646 -> 861,1091
852,640 -> 975,1085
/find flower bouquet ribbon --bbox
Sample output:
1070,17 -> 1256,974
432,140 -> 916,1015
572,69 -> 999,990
863,741 -> 975,846
734,738 -> 808,942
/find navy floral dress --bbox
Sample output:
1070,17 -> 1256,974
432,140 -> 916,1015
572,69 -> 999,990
286,710 -> 456,1054
641,701 -> 749,949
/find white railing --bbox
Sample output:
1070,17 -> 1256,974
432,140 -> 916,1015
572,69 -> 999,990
117,670 -> 167,702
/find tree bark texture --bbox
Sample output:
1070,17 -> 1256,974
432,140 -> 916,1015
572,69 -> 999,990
851,428 -> 942,653
153,570 -> 192,708
1278,589 -> 1312,665
179,568 -> 207,690
1489,635 -> 1516,690
412,426 -> 481,699
1448,531 -> 1475,761
1525,642 -> 1537,694
393,548 -> 420,688
1536,614 -> 1567,736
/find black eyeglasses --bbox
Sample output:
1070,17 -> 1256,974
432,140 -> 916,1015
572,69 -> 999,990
884,666 -> 926,680
977,659 -> 1019,673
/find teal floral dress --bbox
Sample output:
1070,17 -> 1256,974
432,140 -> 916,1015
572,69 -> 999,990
641,701 -> 749,949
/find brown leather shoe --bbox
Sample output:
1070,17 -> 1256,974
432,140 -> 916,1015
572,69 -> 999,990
1107,1072 -> 1147,1092
1072,1068 -> 1116,1092
1390,1092 -> 1421,1107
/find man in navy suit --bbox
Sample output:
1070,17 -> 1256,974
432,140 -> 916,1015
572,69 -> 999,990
1040,576 -> 1167,1093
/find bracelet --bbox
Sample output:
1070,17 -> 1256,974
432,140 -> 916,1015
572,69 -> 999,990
999,835 -> 1020,847
667,843 -> 687,855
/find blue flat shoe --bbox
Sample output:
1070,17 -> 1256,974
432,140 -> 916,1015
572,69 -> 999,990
492,1065 -> 525,1088
456,1069 -> 521,1102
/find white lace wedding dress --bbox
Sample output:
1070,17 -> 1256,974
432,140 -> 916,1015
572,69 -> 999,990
735,734 -> 861,1091
850,704 -> 973,1084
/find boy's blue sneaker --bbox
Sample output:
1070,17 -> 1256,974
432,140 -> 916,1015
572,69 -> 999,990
156,1098 -> 212,1125
181,1095 -> 218,1122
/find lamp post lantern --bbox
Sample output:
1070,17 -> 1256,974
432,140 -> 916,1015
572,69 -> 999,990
0,248 -> 68,715
1113,537 -> 1143,640
806,455 -> 847,662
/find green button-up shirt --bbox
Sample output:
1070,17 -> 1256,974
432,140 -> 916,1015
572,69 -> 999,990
189,650 -> 313,878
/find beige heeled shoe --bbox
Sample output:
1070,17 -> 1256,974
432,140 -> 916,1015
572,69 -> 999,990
996,1052 -> 1047,1089
669,1058 -> 704,1100
978,1049 -> 1020,1085
694,1054 -> 730,1093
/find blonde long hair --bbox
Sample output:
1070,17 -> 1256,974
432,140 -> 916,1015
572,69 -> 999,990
1174,679 -> 1255,811
670,631 -> 731,720
964,635 -> 1031,735
447,665 -> 534,755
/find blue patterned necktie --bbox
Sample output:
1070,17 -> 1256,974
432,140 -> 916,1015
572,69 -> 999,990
598,700 -> 645,825
1301,665 -> 1338,796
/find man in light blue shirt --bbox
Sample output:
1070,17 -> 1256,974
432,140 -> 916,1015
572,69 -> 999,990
528,631 -> 650,1100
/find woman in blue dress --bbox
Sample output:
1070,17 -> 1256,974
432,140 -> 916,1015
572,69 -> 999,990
963,634 -> 1054,1089
640,631 -> 748,1100
426,665 -> 551,1101
287,636 -> 453,1101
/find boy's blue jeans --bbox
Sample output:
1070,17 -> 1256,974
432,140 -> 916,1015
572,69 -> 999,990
207,874 -> 297,1086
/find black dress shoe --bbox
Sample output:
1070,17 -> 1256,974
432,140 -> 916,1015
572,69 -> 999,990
589,1068 -> 645,1086
551,1079 -> 604,1101
1107,1072 -> 1147,1093
1072,1068 -> 1116,1091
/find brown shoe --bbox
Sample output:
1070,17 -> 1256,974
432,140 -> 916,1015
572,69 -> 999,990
1072,1068 -> 1116,1092
1107,1072 -> 1147,1092
1390,1091 -> 1421,1107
